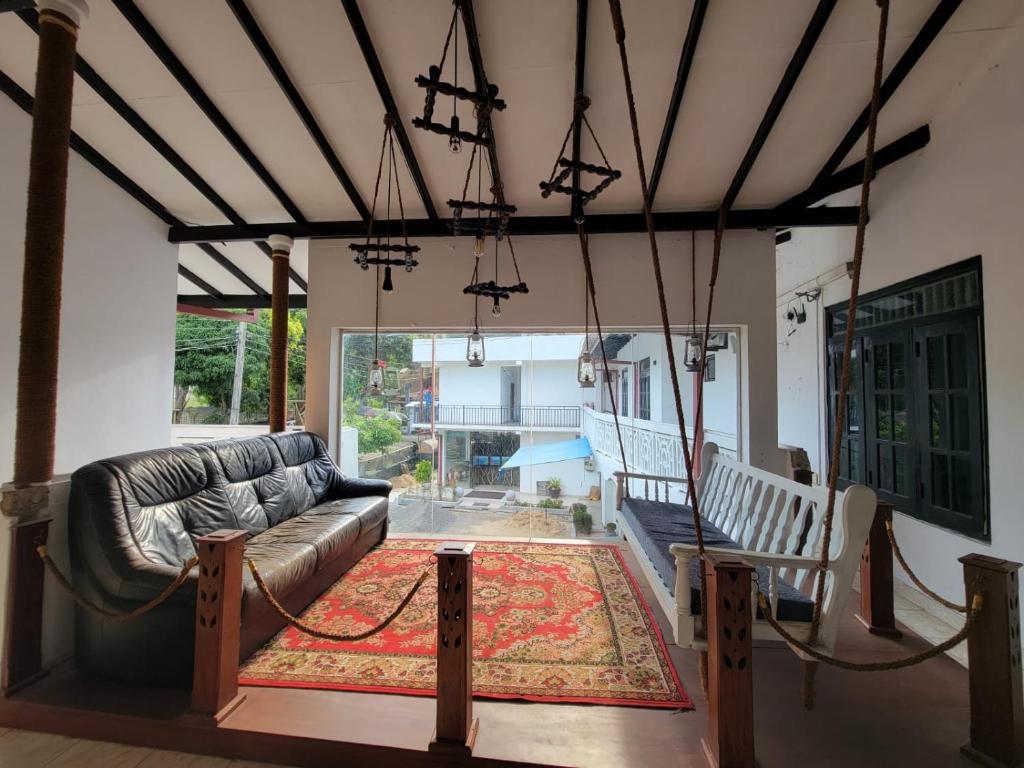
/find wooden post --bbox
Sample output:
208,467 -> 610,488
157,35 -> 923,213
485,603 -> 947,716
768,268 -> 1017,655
1,518 -> 50,694
190,530 -> 247,725
959,554 -> 1023,768
856,501 -> 901,638
429,542 -> 478,756
268,234 -> 292,433
702,554 -> 755,768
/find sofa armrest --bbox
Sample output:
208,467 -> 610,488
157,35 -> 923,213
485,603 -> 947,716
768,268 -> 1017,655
330,475 -> 392,499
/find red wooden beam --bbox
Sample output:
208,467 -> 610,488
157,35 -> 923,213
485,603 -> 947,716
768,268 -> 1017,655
176,304 -> 259,324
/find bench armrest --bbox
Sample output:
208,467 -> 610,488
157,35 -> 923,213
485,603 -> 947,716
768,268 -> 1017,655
669,542 -> 821,571
330,475 -> 392,499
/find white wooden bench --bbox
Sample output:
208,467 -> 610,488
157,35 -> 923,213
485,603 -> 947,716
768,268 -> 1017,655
616,442 -> 876,655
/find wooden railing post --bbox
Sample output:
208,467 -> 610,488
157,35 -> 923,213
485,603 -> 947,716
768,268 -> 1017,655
190,529 -> 247,725
429,542 -> 478,756
702,554 -> 755,768
959,554 -> 1023,768
856,501 -> 901,638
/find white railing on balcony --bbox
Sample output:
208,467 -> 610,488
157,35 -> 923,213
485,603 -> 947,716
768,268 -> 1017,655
411,404 -> 581,429
582,406 -> 737,478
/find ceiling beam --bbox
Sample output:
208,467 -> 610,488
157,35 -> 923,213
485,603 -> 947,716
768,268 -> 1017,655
569,0 -> 588,221
340,0 -> 438,220
110,0 -> 307,224
775,230 -> 792,246
783,124 -> 930,209
792,0 -> 961,202
0,1 -> 35,13
168,205 -> 862,244
722,0 -> 838,209
178,266 -> 223,298
227,0 -> 369,221
648,0 -> 709,205
179,294 -> 308,310
0,67 -> 273,300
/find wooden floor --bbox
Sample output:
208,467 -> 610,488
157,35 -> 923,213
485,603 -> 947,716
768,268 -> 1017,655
0,539 -> 978,768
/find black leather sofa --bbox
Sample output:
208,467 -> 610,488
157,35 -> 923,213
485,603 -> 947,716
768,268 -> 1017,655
69,431 -> 390,687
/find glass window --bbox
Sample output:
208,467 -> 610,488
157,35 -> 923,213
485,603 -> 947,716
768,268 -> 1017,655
638,358 -> 651,420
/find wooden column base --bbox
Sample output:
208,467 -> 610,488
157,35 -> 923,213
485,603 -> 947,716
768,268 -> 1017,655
183,692 -> 247,728
856,501 -> 902,639
428,718 -> 479,757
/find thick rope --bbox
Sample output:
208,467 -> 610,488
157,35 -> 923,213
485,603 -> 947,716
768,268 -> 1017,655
885,520 -> 967,613
757,590 -> 980,673
578,224 -> 630,482
38,546 -> 197,621
247,558 -> 432,642
607,0 -> 708,627
810,0 -> 890,646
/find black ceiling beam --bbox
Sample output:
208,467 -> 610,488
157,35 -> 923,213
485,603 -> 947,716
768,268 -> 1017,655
648,0 -> 709,205
0,1 -> 35,13
340,0 -> 437,220
783,124 -> 930,209
110,0 -> 307,224
795,0 -> 961,200
569,0 -> 588,221
722,0 -> 838,210
227,0 -> 369,221
775,230 -> 792,246
19,8 -> 307,292
178,266 -> 223,298
0,67 -> 272,298
169,205 -> 862,244
178,294 -> 307,310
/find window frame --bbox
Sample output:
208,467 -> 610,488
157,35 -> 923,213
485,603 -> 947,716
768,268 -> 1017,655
824,257 -> 989,541
638,357 -> 651,421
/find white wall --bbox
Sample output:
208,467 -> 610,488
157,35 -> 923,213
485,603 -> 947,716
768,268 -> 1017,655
776,21 -> 1024,613
308,229 -> 782,475
0,96 -> 177,666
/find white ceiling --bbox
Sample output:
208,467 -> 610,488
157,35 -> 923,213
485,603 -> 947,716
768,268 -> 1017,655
0,0 -> 1020,300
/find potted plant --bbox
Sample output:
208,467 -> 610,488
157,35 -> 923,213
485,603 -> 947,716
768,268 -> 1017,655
605,521 -> 617,535
547,477 -> 562,499
571,503 -> 593,535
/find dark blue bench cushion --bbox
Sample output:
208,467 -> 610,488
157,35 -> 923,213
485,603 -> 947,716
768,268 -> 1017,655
620,498 -> 814,623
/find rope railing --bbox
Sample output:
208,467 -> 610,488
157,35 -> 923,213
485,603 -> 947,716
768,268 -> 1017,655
37,545 -> 197,621
885,520 -> 968,613
246,557 -> 433,642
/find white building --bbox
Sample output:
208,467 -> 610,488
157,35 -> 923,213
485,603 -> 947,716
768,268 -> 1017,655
409,331 -> 739,518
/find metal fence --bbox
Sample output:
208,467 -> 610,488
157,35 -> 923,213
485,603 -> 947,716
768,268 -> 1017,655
412,404 -> 581,429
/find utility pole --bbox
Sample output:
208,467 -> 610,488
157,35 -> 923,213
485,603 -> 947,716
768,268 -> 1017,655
229,321 -> 247,425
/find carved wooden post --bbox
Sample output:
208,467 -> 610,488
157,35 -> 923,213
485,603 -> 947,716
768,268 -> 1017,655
959,554 -> 1023,768
702,554 -> 755,768
190,530 -> 246,725
429,542 -> 478,756
1,517 -> 50,694
856,501 -> 901,638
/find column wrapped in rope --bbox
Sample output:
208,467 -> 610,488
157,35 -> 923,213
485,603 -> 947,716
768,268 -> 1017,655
13,0 -> 88,486
268,234 -> 293,433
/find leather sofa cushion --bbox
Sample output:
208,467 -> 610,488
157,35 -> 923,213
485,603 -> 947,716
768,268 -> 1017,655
309,496 -> 389,537
241,528 -> 319,609
271,512 -> 361,567
267,432 -> 341,519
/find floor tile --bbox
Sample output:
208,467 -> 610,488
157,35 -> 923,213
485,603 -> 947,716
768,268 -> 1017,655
139,749 -> 232,767
47,739 -> 152,768
0,729 -> 76,767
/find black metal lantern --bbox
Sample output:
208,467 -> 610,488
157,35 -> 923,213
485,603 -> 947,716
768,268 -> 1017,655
684,337 -> 703,373
367,359 -> 386,394
466,330 -> 485,368
577,350 -> 596,388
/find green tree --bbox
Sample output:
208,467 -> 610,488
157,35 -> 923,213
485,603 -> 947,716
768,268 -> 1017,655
414,459 -> 433,484
342,333 -> 415,400
346,412 -> 402,455
174,310 -> 307,418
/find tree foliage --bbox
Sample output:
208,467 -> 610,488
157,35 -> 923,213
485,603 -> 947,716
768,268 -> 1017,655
346,411 -> 403,455
342,333 -> 414,399
174,310 -> 306,416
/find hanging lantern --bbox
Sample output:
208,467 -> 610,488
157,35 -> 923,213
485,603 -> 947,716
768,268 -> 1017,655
684,337 -> 703,373
467,330 -> 485,368
577,350 -> 596,388
474,233 -> 485,259
381,266 -> 394,293
367,359 -> 386,393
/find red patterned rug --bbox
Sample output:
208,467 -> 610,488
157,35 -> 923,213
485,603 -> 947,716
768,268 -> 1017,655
239,539 -> 691,709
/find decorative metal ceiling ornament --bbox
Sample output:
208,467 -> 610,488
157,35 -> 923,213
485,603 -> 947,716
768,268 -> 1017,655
463,233 -> 528,318
412,0 -> 506,151
350,115 -> 419,292
539,94 -> 621,223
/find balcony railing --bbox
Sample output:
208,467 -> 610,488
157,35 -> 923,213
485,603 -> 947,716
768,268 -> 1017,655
412,404 -> 581,429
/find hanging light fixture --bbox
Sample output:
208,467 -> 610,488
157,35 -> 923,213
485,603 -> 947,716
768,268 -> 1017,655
577,272 -> 595,388
350,115 -> 420,289
684,336 -> 703,373
466,289 -> 485,368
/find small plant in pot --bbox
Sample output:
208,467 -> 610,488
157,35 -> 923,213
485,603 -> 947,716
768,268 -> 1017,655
571,503 -> 593,535
547,477 -> 562,499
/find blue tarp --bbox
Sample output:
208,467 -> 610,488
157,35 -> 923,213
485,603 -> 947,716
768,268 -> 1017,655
500,437 -> 592,470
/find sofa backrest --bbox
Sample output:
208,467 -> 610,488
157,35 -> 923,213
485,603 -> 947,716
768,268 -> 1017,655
70,432 -> 340,569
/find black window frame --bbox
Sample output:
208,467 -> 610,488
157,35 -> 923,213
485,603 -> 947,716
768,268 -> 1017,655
638,357 -> 651,421
825,257 -> 989,541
